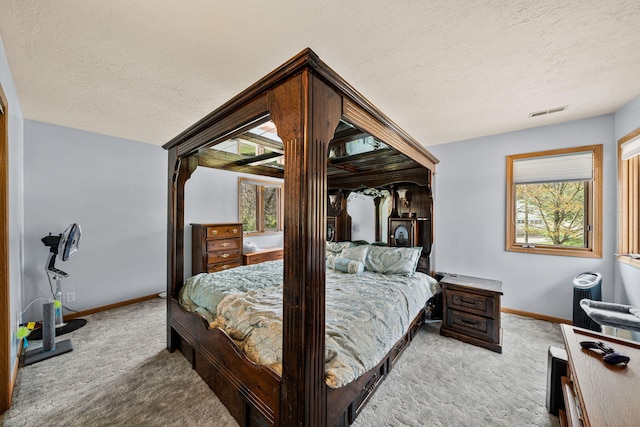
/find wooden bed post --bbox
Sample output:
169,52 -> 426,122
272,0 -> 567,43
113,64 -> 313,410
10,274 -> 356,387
270,70 -> 341,426
167,149 -> 197,351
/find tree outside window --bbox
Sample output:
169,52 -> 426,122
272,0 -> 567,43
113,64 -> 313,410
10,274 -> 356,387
516,181 -> 586,247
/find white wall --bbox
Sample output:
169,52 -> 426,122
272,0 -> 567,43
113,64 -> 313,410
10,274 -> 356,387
22,123 -> 288,317
613,95 -> 640,304
0,37 -> 25,387
614,96 -> 640,141
429,115 -> 616,320
19,102 -> 640,324
22,120 -> 167,320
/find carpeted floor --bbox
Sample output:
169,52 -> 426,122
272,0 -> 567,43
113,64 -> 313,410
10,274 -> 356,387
1,297 -> 564,426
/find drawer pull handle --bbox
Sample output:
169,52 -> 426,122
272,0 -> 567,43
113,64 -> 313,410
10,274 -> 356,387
222,264 -> 230,269
232,228 -> 238,233
459,298 -> 481,308
220,253 -> 230,258
361,372 -> 381,396
221,242 -> 230,247
211,230 -> 218,235
458,317 -> 479,327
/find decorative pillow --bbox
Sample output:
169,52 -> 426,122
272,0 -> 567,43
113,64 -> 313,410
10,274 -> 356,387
364,246 -> 422,276
340,244 -> 369,263
326,241 -> 354,258
243,242 -> 258,254
327,256 -> 365,274
326,253 -> 337,268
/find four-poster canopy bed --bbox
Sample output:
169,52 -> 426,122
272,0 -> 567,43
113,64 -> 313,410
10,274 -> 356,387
163,48 -> 439,426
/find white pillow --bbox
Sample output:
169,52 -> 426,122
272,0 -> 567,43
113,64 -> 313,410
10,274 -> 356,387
364,246 -> 422,275
340,245 -> 369,264
326,241 -> 354,258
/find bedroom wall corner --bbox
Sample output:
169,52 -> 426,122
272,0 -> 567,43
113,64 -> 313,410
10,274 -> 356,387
0,35 -> 25,411
22,120 -> 167,321
613,94 -> 640,304
429,115 -> 617,320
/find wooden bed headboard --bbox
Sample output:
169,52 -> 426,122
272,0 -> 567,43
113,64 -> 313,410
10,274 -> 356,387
163,48 -> 438,426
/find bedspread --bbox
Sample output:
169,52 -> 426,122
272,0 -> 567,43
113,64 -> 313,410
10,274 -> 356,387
180,260 -> 438,388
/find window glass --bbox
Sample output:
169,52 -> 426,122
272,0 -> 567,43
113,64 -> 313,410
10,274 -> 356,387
618,129 -> 640,267
263,186 -> 279,231
506,145 -> 602,258
239,178 -> 283,234
240,181 -> 258,232
515,181 -> 586,247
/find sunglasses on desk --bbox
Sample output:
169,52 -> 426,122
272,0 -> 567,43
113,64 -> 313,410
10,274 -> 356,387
579,340 -> 631,366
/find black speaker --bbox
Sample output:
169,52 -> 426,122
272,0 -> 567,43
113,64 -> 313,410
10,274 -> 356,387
546,346 -> 567,416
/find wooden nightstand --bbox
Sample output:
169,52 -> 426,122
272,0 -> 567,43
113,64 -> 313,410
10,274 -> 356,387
439,274 -> 503,353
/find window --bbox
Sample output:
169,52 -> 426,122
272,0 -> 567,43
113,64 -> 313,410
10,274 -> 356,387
506,145 -> 602,257
618,128 -> 640,267
239,177 -> 283,234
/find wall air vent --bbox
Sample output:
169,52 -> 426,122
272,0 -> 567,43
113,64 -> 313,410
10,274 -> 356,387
528,105 -> 568,118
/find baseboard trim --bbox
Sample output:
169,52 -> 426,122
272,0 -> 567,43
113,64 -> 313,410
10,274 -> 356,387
64,293 -> 162,320
502,307 -> 571,325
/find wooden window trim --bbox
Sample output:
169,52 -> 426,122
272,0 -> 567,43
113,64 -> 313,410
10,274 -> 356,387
618,128 -> 640,268
238,177 -> 284,235
506,145 -> 603,258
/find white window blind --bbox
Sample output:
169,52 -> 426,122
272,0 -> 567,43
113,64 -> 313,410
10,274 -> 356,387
621,134 -> 640,160
513,151 -> 593,184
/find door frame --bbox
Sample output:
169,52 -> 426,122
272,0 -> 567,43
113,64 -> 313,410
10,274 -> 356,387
0,82 -> 12,413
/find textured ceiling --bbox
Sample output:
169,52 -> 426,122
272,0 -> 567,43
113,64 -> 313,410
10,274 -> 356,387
1,1 -> 639,147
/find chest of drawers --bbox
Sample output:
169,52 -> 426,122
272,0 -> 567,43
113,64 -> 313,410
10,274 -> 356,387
439,274 -> 503,353
191,223 -> 242,274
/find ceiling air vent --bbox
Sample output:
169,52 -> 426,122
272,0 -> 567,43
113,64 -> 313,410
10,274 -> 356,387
528,105 -> 568,118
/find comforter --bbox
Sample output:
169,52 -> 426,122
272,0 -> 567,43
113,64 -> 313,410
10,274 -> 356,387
180,260 -> 437,388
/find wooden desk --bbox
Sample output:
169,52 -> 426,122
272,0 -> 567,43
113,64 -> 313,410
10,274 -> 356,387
242,247 -> 283,265
560,324 -> 640,426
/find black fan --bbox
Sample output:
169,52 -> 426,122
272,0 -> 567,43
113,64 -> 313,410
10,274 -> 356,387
31,224 -> 86,338
24,223 -> 85,365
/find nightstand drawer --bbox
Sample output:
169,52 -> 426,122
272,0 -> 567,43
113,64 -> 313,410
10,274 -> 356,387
447,289 -> 494,318
445,309 -> 497,342
440,273 -> 503,353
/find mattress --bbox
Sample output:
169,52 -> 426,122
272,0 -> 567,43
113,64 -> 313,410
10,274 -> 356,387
180,260 -> 438,388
